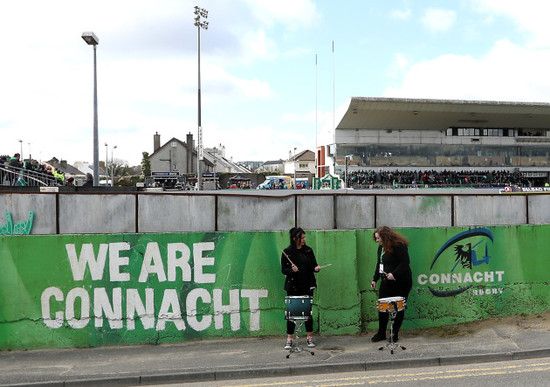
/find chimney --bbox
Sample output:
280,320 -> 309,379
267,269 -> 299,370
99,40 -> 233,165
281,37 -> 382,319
186,132 -> 194,174
154,132 -> 160,152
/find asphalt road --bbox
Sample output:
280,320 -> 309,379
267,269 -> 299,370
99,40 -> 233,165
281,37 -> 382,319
159,356 -> 550,387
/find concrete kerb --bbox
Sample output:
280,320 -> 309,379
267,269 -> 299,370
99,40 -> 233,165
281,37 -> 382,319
7,348 -> 550,387
511,348 -> 550,360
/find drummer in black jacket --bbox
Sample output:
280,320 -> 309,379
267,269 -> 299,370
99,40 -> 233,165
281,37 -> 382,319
281,227 -> 321,350
370,226 -> 413,343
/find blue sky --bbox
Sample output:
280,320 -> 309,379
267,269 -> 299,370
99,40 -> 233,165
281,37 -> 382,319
2,1 -> 550,167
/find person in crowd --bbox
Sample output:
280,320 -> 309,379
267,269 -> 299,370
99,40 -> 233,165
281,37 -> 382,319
370,226 -> 412,343
8,153 -> 22,185
281,227 -> 321,350
82,173 -> 94,187
8,153 -> 21,168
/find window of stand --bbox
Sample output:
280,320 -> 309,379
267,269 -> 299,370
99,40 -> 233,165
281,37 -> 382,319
447,128 -> 515,137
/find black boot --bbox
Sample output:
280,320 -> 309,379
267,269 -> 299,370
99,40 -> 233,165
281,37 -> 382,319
371,312 -> 388,342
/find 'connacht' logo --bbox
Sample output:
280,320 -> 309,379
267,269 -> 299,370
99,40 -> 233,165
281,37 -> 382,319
428,228 -> 494,297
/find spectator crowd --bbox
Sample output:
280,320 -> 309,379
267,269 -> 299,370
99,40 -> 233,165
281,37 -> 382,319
346,169 -> 534,188
0,153 -> 74,186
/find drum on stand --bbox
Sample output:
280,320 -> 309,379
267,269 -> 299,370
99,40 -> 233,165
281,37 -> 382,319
376,296 -> 406,313
376,296 -> 407,354
285,296 -> 312,320
284,296 -> 314,358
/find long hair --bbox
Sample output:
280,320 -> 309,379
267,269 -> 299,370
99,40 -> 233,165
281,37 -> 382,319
373,226 -> 408,254
289,227 -> 305,247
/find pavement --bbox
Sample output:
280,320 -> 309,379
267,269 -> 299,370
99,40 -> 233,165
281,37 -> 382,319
2,314 -> 550,387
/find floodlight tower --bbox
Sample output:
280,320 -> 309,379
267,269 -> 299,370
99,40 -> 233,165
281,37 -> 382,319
194,6 -> 208,190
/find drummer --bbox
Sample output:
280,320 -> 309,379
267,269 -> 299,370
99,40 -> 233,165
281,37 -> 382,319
370,226 -> 413,343
281,227 -> 321,350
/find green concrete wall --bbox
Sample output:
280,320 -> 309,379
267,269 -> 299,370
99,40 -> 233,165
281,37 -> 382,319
1,225 -> 548,350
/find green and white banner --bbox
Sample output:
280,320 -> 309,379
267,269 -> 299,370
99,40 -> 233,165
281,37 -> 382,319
1,226 -> 549,350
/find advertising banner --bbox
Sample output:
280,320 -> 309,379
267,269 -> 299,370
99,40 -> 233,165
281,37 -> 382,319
0,230 -> 360,350
358,226 -> 550,330
1,225 -> 549,350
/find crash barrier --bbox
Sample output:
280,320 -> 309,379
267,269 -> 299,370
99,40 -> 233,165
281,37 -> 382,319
1,189 -> 550,235
0,165 -> 60,187
1,225 -> 549,350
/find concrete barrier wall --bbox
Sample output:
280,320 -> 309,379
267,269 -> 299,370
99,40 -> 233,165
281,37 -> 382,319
138,194 -> 216,232
528,195 -> 550,224
376,195 -> 452,228
217,195 -> 295,231
336,195 -> 376,230
1,191 -> 550,235
59,194 -> 137,234
3,225 -> 550,350
454,195 -> 527,226
0,193 -> 57,234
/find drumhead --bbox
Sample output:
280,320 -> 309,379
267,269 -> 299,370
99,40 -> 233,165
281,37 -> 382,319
377,296 -> 405,302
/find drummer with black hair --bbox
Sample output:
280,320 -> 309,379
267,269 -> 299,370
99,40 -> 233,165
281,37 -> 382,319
370,225 -> 413,343
281,227 -> 321,350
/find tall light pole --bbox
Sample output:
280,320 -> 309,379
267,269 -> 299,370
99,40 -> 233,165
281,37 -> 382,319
111,145 -> 117,186
18,139 -> 23,161
104,143 -> 108,185
194,6 -> 208,190
293,147 -> 297,189
82,31 -> 99,186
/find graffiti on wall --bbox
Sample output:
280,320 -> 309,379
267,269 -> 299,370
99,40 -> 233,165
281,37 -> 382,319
0,211 -> 34,235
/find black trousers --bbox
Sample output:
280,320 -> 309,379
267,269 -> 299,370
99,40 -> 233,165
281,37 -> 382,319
287,318 -> 313,335
377,281 -> 411,336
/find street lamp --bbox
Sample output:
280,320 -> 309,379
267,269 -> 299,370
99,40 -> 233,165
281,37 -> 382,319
194,6 -> 208,190
111,145 -> 117,186
104,143 -> 108,186
82,31 -> 99,186
293,147 -> 297,189
18,139 -> 23,161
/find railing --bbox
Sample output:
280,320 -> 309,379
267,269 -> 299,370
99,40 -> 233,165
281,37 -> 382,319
0,165 -> 61,187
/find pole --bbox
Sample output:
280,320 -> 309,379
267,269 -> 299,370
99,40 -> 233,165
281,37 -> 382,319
93,44 -> 99,186
111,146 -> 116,187
197,24 -> 202,190
315,54 -> 318,178
294,147 -> 297,188
104,143 -> 108,186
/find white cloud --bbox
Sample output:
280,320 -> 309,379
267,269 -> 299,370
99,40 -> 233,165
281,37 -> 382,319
421,8 -> 457,33
390,8 -> 412,20
244,0 -> 321,29
472,0 -> 550,48
387,53 -> 410,79
383,38 -> 550,103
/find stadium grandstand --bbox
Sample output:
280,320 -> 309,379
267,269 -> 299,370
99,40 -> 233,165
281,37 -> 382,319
317,97 -> 550,188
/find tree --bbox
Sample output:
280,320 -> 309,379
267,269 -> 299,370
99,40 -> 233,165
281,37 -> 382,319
141,152 -> 151,178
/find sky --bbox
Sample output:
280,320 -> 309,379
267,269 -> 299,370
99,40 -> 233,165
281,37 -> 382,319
2,0 -> 550,167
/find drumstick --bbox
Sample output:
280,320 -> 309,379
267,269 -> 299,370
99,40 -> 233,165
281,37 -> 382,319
319,264 -> 332,269
281,250 -> 297,270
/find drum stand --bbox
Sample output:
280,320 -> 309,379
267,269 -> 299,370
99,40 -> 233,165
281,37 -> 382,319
378,304 -> 406,354
286,318 -> 314,358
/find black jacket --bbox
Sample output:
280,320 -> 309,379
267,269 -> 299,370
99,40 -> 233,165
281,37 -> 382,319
373,243 -> 413,297
281,244 -> 318,296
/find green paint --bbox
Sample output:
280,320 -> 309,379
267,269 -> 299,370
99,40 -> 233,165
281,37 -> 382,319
419,196 -> 444,212
0,212 -> 34,235
1,225 -> 549,350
